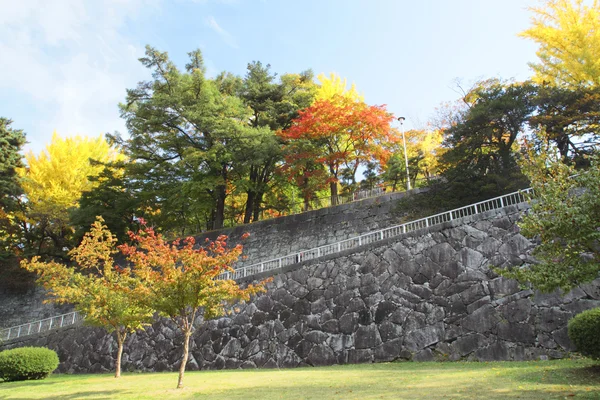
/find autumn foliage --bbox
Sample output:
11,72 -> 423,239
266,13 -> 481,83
520,0 -> 600,88
22,216 -> 267,388
119,220 -> 267,388
21,217 -> 153,378
279,95 -> 395,203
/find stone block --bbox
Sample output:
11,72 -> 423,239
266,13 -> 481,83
500,298 -> 532,323
496,322 -> 535,344
355,324 -> 382,349
404,323 -> 444,352
307,344 -> 336,366
304,330 -> 328,344
459,283 -> 488,305
474,341 -> 510,361
453,333 -> 486,356
424,242 -> 457,264
466,296 -> 491,314
322,319 -> 339,334
537,308 -> 571,333
460,304 -> 500,333
378,320 -> 403,342
562,299 -> 600,315
348,349 -> 373,364
580,278 -> 600,299
374,338 -> 402,362
413,348 -> 434,361
374,301 -> 397,323
327,334 -> 353,353
477,237 -> 503,257
552,327 -> 574,351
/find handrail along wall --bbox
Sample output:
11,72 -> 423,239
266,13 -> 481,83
1,188 -> 531,341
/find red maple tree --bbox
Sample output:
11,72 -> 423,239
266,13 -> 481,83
279,95 -> 395,204
119,221 -> 267,389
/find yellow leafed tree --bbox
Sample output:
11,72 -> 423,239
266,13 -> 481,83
520,0 -> 600,88
20,132 -> 123,216
19,133 -> 125,257
314,72 -> 364,102
417,129 -> 446,179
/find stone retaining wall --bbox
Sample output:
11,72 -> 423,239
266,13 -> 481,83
198,189 -> 425,267
0,286 -> 72,329
4,205 -> 600,372
0,189 -> 422,329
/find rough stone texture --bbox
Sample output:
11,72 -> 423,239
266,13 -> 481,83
0,190 -> 420,329
3,205 -> 600,373
0,286 -> 73,329
195,189 -> 426,267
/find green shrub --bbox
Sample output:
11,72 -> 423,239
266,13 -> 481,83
0,347 -> 59,382
568,307 -> 600,360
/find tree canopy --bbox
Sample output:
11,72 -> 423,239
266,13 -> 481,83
21,217 -> 153,378
120,222 -> 267,388
521,0 -> 600,88
439,80 -> 535,204
18,133 -> 122,259
279,94 -> 395,204
500,141 -> 600,293
0,118 -> 26,212
8,5 -> 600,299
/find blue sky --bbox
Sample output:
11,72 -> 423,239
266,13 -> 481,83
0,0 -> 538,154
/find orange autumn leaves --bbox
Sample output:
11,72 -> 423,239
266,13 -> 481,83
119,219 -> 265,322
118,220 -> 266,388
278,94 -> 396,203
21,216 -> 267,384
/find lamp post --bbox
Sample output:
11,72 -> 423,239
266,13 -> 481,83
397,116 -> 411,191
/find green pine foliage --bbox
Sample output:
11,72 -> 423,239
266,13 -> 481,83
0,118 -> 26,210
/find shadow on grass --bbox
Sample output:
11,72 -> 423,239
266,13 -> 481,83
0,391 -> 120,400
514,364 -> 600,386
0,379 -> 61,387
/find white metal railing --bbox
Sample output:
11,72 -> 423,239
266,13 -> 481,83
289,177 -> 439,212
1,311 -> 83,342
2,188 -> 531,341
220,188 -> 532,281
165,179 -> 436,240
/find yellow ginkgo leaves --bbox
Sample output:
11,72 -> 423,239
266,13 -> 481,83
314,72 -> 364,103
19,132 -> 124,219
521,0 -> 600,88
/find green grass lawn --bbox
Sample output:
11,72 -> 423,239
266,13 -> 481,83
1,360 -> 599,399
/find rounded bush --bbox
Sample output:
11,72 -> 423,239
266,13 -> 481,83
0,347 -> 59,382
568,307 -> 600,360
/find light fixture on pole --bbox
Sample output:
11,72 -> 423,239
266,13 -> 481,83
397,116 -> 411,191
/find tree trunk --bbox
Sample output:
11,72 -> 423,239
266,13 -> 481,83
243,166 -> 259,224
330,181 -> 338,206
213,184 -> 226,230
556,134 -> 570,161
243,190 -> 255,224
177,329 -> 192,389
115,330 -> 126,378
252,191 -> 263,222
498,144 -> 513,172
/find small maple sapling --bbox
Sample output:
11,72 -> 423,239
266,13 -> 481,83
119,221 -> 267,389
21,217 -> 153,378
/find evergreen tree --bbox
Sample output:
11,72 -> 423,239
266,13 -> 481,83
0,118 -> 26,212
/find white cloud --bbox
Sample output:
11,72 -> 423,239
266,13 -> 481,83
0,0 -> 155,153
206,16 -> 239,49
